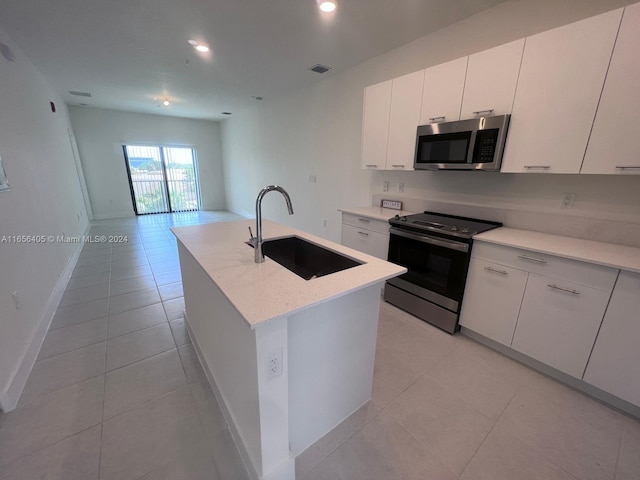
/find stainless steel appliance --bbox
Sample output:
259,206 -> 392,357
385,212 -> 502,333
414,114 -> 510,171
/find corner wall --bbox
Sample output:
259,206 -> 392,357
0,27 -> 89,410
220,0 -> 639,244
68,107 -> 226,219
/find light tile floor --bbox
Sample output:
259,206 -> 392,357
1,211 -> 639,480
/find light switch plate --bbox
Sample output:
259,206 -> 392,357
381,199 -> 402,210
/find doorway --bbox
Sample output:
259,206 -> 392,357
123,145 -> 201,215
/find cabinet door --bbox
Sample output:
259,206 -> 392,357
501,10 -> 623,174
459,258 -> 528,346
582,4 -> 640,175
361,80 -> 392,170
584,271 -> 640,406
341,224 -> 389,260
386,70 -> 424,170
511,273 -> 611,378
460,39 -> 525,119
419,57 -> 467,125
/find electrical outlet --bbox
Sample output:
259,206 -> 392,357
12,291 -> 21,310
561,192 -> 576,209
308,174 -> 317,183
397,182 -> 404,193
383,181 -> 389,192
322,219 -> 327,228
266,347 -> 283,380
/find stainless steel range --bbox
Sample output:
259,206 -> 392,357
385,211 -> 502,334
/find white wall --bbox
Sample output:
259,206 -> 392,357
0,27 -> 89,410
68,107 -> 226,219
221,0 -> 640,244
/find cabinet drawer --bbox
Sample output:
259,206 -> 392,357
341,224 -> 389,260
460,258 -> 528,346
472,242 -> 617,291
511,273 -> 611,378
342,213 -> 391,235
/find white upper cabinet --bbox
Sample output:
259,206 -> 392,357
361,80 -> 392,170
501,10 -> 623,174
460,39 -> 525,119
386,70 -> 424,170
582,4 -> 640,175
419,57 -> 467,125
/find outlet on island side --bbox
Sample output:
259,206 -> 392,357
267,347 -> 283,380
561,192 -> 576,209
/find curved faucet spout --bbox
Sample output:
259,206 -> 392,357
253,185 -> 294,263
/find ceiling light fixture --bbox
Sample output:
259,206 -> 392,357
318,1 -> 337,13
163,99 -> 170,106
188,39 -> 210,53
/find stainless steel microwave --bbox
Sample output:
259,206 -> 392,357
414,114 -> 510,171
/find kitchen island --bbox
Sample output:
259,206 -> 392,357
171,219 -> 405,480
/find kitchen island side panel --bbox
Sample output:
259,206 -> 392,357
288,283 -> 381,455
178,243 -> 264,474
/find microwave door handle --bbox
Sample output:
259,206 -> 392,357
389,227 -> 469,253
465,130 -> 478,166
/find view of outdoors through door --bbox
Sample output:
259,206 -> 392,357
123,145 -> 201,215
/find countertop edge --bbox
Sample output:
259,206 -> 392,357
473,227 -> 640,274
338,206 -> 416,222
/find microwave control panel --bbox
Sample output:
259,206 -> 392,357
472,129 -> 499,164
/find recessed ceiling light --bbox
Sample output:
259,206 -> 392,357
318,1 -> 336,12
188,40 -> 210,53
163,99 -> 170,106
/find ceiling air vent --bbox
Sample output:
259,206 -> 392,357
69,90 -> 92,97
222,112 -> 232,115
309,64 -> 331,74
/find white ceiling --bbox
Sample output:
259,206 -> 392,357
0,0 -> 508,121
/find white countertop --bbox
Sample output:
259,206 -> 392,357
338,206 -> 416,222
474,227 -> 640,274
171,219 -> 406,328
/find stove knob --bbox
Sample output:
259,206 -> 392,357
394,215 -> 400,220
401,216 -> 407,222
451,226 -> 459,232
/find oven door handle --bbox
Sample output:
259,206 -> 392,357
389,227 -> 469,253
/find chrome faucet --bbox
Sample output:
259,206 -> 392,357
249,185 -> 294,263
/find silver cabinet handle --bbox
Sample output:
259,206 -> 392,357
428,116 -> 445,122
357,231 -> 369,236
547,284 -> 580,295
484,266 -> 508,275
473,109 -> 494,116
358,218 -> 370,223
523,165 -> 551,170
615,166 -> 640,169
518,254 -> 547,264
391,164 -> 405,168
365,164 -> 377,168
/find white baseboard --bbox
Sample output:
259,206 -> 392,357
92,211 -> 134,220
0,224 -> 89,412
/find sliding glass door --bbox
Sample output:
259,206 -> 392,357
123,145 -> 201,215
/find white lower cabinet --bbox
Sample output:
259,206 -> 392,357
584,271 -> 640,406
341,214 -> 390,260
341,224 -> 389,260
459,259 -> 527,346
511,273 -> 612,378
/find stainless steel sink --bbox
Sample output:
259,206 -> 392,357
248,236 -> 362,280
